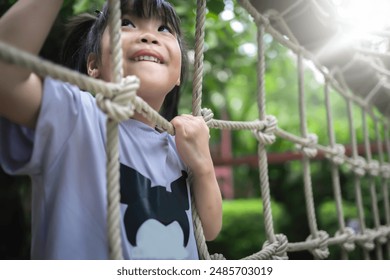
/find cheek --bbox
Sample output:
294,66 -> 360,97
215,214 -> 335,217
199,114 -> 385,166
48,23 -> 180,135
98,29 -> 113,81
171,43 -> 182,74
99,54 -> 112,82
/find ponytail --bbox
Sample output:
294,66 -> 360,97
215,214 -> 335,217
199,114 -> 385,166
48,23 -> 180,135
60,13 -> 96,74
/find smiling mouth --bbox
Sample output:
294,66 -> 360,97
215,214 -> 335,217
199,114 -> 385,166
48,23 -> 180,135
133,55 -> 162,64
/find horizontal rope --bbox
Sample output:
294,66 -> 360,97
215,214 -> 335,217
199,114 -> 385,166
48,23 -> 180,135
287,226 -> 390,253
1,0 -> 390,259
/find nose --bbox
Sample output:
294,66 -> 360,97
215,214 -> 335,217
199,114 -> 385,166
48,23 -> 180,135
139,33 -> 159,45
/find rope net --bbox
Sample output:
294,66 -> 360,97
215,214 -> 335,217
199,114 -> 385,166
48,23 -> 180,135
0,0 -> 390,260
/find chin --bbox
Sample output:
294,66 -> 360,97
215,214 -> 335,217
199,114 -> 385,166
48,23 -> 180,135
136,87 -> 168,107
137,80 -> 175,95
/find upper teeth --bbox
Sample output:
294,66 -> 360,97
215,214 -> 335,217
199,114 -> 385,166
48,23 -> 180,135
134,55 -> 161,63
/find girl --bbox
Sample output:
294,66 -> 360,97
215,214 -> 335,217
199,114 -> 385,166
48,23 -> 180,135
0,0 -> 222,260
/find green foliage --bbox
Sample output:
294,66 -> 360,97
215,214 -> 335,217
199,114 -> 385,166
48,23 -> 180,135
71,0 -> 105,14
318,200 -> 358,231
0,0 -> 16,16
1,0 -> 387,260
317,200 -> 366,259
207,199 -> 289,259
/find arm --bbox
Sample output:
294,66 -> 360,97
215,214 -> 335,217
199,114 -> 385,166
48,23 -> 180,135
0,0 -> 64,128
171,115 -> 222,241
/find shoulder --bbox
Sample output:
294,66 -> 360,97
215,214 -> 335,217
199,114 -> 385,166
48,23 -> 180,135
43,77 -> 92,101
42,77 -> 102,116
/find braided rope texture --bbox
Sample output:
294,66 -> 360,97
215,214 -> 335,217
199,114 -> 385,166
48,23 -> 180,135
0,0 -> 390,260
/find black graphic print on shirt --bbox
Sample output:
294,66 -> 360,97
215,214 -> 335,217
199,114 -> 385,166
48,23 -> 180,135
119,164 -> 190,259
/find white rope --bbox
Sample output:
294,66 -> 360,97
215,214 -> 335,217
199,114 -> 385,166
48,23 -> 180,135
104,0 -> 125,260
1,0 -> 390,260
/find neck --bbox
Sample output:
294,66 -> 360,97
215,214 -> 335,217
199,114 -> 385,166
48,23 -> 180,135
132,112 -> 154,127
131,97 -> 165,128
131,111 -> 160,129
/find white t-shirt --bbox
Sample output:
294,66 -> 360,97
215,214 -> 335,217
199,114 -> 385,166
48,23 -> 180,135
0,77 -> 199,260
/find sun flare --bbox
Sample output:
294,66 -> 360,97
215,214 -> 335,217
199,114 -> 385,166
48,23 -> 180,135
331,0 -> 390,34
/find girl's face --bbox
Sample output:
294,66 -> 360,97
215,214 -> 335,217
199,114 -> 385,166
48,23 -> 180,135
94,14 -> 182,111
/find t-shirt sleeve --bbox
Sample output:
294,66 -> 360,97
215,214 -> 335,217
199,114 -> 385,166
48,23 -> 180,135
0,77 -> 96,175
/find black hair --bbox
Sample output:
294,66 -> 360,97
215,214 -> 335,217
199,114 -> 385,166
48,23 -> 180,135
60,0 -> 188,121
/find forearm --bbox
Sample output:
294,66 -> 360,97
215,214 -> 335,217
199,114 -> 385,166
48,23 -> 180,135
0,0 -> 64,55
171,115 -> 223,240
0,0 -> 64,82
0,0 -> 63,128
191,163 -> 222,241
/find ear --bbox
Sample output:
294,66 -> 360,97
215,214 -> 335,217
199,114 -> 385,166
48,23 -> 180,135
87,53 -> 100,78
175,76 -> 181,86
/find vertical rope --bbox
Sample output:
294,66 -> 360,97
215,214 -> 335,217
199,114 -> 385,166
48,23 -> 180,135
190,0 -> 212,260
324,81 -> 349,259
191,195 -> 212,260
192,0 -> 206,116
106,0 -> 123,260
1,0 -> 390,261
297,53 -> 321,252
377,121 -> 390,259
362,111 -> 383,259
257,24 -> 276,245
346,99 -> 370,259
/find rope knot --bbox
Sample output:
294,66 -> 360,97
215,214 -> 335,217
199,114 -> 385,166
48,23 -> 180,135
200,108 -> 214,124
377,226 -> 388,244
262,16 -> 271,29
362,229 -> 375,250
210,253 -> 226,260
380,163 -> 390,178
262,234 -> 289,260
335,227 -> 355,252
306,230 -> 330,259
96,76 -> 140,122
367,160 -> 380,176
325,144 -> 345,165
252,115 -> 278,145
295,133 -> 318,158
356,229 -> 375,251
348,156 -> 366,177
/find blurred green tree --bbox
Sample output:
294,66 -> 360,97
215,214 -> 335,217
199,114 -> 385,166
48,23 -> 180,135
0,0 -> 386,259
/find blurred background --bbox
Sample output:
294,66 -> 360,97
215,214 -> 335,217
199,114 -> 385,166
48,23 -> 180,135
1,0 -> 389,259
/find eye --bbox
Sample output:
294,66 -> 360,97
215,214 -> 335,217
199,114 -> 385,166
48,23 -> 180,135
121,19 -> 135,28
158,25 -> 173,33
